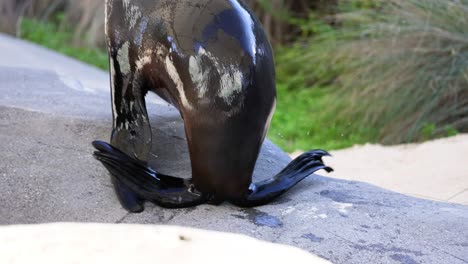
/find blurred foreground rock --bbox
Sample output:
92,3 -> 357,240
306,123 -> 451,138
0,223 -> 330,264
0,34 -> 467,264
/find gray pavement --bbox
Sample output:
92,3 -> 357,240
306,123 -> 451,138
1,34 -> 467,264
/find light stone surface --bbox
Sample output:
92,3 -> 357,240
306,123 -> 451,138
0,223 -> 331,264
0,34 -> 467,264
316,135 -> 468,205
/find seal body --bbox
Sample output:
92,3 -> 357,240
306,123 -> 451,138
94,0 -> 331,211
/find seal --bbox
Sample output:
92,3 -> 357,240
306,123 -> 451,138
93,0 -> 333,212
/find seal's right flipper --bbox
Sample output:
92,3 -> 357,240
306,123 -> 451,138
231,150 -> 333,207
92,141 -> 207,209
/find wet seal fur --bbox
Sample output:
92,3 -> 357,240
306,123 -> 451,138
93,0 -> 333,212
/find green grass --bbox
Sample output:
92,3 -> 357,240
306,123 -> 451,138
19,17 -> 373,152
268,11 -> 381,152
20,18 -> 108,70
270,0 -> 466,150
269,84 -> 379,152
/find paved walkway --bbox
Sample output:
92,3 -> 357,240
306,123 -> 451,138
294,134 -> 468,205
0,33 -> 164,105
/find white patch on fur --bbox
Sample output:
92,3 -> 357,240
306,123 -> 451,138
264,99 -> 276,131
109,56 -> 118,127
122,0 -> 141,28
190,47 -> 243,105
136,55 -> 151,70
189,55 -> 209,98
156,46 -> 165,57
122,0 -> 130,9
105,0 -> 114,47
117,41 -> 131,75
219,70 -> 243,104
104,1 -> 108,37
136,50 -> 152,71
165,56 -> 193,110
128,5 -> 141,28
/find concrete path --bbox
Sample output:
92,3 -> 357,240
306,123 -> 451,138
0,33 -> 164,105
326,136 -> 468,205
292,135 -> 468,205
0,34 -> 108,94
1,34 -> 467,264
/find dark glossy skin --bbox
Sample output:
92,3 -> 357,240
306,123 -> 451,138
93,0 -> 332,212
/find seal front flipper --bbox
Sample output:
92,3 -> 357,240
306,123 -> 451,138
230,150 -> 333,207
93,142 -> 144,212
93,141 -> 208,209
112,177 -> 144,213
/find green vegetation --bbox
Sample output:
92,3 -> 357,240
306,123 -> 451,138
19,0 -> 466,152
20,18 -> 108,70
271,0 -> 466,151
329,0 -> 467,145
268,84 -> 378,151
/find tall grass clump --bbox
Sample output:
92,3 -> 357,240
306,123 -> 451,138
268,1 -> 382,152
333,0 -> 468,144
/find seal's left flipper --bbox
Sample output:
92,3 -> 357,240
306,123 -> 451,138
92,141 -> 207,209
92,141 -> 144,212
111,177 -> 145,213
231,150 -> 333,207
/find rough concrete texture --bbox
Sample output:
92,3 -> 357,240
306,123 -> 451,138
1,35 -> 468,264
0,223 -> 331,264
